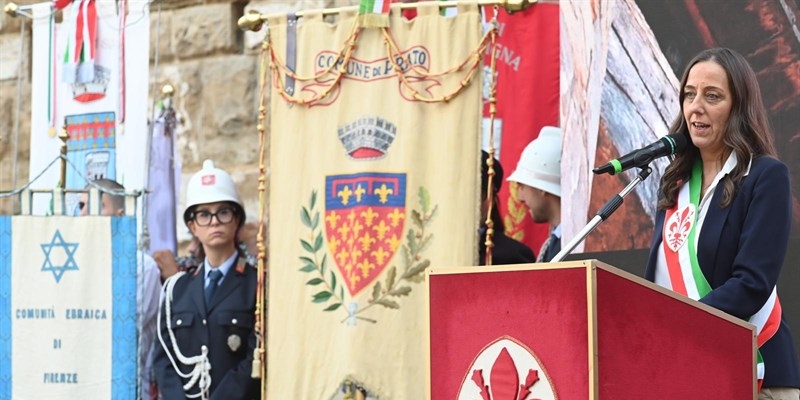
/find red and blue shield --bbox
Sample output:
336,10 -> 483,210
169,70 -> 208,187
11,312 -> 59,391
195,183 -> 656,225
325,173 -> 406,297
65,111 -> 117,185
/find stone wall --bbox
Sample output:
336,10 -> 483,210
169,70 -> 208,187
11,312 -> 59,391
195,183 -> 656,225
0,0 -> 34,213
0,0 -> 356,249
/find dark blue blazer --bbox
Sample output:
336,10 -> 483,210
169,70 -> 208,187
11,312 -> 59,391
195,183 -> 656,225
153,257 -> 260,399
645,156 -> 800,388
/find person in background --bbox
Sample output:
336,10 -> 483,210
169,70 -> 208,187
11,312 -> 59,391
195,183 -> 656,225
78,179 -> 162,400
478,150 -> 535,265
153,160 -> 259,400
153,227 -> 259,283
153,237 -> 204,282
506,126 -> 563,263
645,47 -> 799,398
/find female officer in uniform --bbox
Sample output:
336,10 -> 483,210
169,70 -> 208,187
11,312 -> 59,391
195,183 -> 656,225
153,160 -> 259,400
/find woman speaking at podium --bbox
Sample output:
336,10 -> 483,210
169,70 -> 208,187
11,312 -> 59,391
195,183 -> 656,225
644,47 -> 800,399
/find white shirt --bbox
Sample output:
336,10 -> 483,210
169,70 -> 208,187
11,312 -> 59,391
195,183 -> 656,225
203,251 -> 238,289
536,224 -> 562,262
551,224 -> 562,241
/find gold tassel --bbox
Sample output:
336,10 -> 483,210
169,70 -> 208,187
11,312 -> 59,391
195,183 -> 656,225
251,348 -> 262,378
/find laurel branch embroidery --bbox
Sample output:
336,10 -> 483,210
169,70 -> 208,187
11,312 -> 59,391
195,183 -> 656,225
299,186 -> 437,323
298,190 -> 345,312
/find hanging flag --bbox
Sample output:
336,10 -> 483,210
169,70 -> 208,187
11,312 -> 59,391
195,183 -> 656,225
358,0 -> 391,27
481,4 -> 560,254
29,1 -> 150,216
53,0 -> 72,10
0,215 -> 138,399
62,0 -> 98,85
64,111 -> 117,214
145,105 -> 178,255
266,2 -> 483,397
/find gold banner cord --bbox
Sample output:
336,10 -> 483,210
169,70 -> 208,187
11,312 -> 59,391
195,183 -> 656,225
267,18 -> 495,106
254,32 -> 270,400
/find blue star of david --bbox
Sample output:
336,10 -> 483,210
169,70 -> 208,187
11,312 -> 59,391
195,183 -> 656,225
40,230 -> 79,283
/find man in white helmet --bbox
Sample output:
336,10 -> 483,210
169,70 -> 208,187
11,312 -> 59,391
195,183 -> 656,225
479,150 -> 536,264
153,160 -> 259,400
507,126 -> 562,263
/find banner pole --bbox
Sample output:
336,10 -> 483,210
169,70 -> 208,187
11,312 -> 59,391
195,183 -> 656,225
238,0 -> 537,31
3,2 -> 36,18
58,119 -> 68,189
252,29 -> 271,400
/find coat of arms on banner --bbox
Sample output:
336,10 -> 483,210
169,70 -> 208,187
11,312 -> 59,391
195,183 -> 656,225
65,111 -> 117,180
299,173 -> 437,324
64,112 -> 117,214
325,173 -> 407,297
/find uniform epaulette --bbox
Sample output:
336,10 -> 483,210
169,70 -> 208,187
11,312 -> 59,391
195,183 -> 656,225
235,255 -> 251,274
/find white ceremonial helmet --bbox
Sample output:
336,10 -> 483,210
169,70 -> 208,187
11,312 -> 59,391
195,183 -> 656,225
507,126 -> 562,197
183,159 -> 244,225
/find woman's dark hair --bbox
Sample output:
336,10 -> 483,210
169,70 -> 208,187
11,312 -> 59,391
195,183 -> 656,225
658,47 -> 777,210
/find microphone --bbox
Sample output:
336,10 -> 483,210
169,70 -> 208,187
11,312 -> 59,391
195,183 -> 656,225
593,133 -> 688,175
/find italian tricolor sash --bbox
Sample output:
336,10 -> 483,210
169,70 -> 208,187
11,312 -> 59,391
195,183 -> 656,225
662,161 -> 782,390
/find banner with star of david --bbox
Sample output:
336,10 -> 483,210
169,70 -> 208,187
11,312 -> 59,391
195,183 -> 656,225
0,215 -> 138,399
266,3 -> 482,398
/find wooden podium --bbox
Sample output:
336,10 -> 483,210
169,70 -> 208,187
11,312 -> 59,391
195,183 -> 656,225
426,260 -> 756,399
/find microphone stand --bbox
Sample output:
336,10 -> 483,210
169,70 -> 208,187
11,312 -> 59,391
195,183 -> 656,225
551,166 -> 653,262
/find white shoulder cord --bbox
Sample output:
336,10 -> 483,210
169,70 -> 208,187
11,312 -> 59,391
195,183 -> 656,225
156,271 -> 212,399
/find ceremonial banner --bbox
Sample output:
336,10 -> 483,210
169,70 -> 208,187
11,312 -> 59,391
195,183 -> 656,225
65,111 -> 118,190
145,106 -> 179,255
0,215 -> 138,399
266,3 -> 483,398
29,1 -> 150,215
481,4 -> 560,254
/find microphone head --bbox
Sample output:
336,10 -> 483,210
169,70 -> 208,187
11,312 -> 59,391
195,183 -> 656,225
664,133 -> 688,155
593,133 -> 689,176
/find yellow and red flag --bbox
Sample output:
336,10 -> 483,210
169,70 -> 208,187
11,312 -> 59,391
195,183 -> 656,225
265,3 -> 484,398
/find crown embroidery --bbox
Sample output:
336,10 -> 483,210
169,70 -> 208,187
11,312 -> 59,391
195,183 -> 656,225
71,65 -> 110,103
337,116 -> 397,160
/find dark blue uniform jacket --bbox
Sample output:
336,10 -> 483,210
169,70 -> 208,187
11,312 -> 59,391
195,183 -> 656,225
154,257 -> 260,399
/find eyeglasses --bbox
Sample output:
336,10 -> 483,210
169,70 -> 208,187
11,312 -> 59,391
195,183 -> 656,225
193,207 -> 236,226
